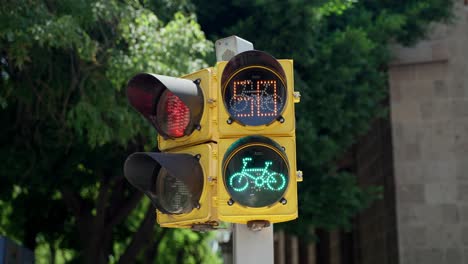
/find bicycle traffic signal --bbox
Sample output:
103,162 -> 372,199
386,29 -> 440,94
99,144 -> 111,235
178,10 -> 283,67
124,69 -> 218,229
217,50 -> 297,137
215,50 -> 301,225
123,49 -> 301,229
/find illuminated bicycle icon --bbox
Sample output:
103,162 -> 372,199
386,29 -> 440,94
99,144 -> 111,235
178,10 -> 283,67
228,157 -> 286,192
229,84 -> 283,114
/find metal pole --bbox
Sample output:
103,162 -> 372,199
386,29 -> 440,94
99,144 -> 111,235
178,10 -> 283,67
215,36 -> 274,264
233,224 -> 274,264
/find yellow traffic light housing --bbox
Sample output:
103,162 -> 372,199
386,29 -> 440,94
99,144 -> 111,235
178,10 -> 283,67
124,69 -> 219,230
127,68 -> 217,151
123,48 -> 301,230
217,136 -> 299,224
157,143 -> 218,228
216,51 -> 297,138
124,143 -> 218,229
215,50 -> 301,225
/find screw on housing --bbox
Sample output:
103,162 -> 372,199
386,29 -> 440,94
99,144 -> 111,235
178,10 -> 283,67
193,78 -> 201,85
277,116 -> 285,123
227,199 -> 235,206
280,198 -> 287,205
195,154 -> 201,160
227,118 -> 233,124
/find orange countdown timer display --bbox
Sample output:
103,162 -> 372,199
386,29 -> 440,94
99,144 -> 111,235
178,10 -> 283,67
223,67 -> 286,126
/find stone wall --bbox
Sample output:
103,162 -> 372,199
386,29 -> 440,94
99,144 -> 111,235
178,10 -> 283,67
388,2 -> 468,263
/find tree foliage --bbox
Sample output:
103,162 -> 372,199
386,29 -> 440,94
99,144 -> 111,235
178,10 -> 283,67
0,0 -> 218,263
192,0 -> 454,232
0,0 -> 455,262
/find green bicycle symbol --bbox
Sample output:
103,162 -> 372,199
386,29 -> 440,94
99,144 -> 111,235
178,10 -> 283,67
228,157 -> 286,192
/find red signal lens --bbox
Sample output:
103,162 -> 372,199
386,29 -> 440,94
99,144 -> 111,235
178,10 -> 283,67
157,90 -> 190,138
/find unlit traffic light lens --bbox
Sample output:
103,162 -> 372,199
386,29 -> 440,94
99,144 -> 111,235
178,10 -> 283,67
223,136 -> 289,208
124,152 -> 204,215
156,167 -> 193,214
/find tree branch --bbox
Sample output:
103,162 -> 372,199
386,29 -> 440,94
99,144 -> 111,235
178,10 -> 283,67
60,187 -> 84,219
61,51 -> 80,121
117,206 -> 155,264
144,228 -> 168,264
107,175 -> 126,208
53,151 -> 86,222
95,172 -> 111,230
107,187 -> 143,229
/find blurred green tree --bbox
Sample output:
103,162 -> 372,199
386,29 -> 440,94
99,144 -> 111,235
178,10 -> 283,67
192,0 -> 454,232
0,0 -> 219,263
0,0 -> 456,261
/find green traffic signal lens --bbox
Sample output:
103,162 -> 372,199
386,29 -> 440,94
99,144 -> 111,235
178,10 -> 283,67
223,136 -> 289,208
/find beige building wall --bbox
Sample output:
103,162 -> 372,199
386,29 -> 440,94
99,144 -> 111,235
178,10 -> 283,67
389,1 -> 468,263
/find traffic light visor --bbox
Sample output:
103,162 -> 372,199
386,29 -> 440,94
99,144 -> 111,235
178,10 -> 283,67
127,73 -> 204,138
124,152 -> 204,214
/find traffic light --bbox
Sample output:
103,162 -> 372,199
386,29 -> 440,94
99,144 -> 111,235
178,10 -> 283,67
123,49 -> 300,229
215,50 -> 301,225
216,50 -> 297,137
124,69 -> 218,229
126,68 -> 217,151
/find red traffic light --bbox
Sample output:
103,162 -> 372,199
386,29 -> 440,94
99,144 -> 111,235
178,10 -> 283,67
127,73 -> 204,139
157,90 -> 191,138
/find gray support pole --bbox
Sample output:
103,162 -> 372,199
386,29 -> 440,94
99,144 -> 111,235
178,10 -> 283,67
233,224 -> 274,264
215,36 -> 274,264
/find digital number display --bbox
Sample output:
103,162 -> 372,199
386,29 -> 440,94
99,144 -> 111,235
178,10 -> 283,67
224,67 -> 286,126
224,143 -> 289,208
